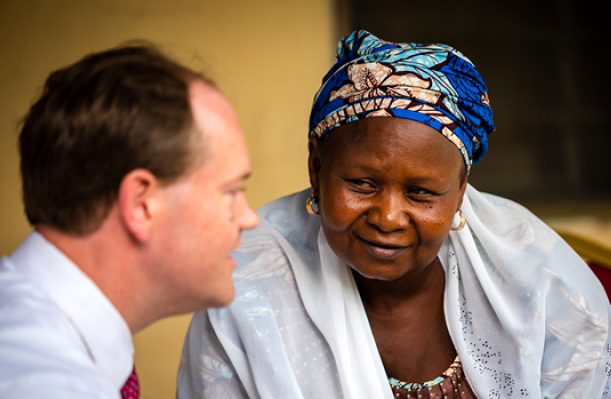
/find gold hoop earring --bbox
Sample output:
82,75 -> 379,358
305,193 -> 320,215
451,209 -> 466,231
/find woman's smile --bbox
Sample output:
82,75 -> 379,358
356,236 -> 411,260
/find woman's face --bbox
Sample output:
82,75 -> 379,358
309,117 -> 467,282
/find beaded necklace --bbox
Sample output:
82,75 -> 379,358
388,356 -> 474,399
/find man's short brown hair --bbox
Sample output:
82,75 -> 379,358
19,44 -> 210,234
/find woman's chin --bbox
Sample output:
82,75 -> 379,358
349,264 -> 410,283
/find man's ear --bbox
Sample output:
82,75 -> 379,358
308,136 -> 322,195
117,168 -> 160,243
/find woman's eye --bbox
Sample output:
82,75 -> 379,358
407,187 -> 435,199
349,180 -> 375,190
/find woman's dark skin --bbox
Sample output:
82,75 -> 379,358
308,117 -> 467,383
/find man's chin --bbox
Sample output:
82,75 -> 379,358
206,283 -> 236,309
227,256 -> 237,270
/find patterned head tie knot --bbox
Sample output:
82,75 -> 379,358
309,30 -> 496,173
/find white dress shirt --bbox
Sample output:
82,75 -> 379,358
0,231 -> 134,398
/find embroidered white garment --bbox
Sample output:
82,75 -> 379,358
178,186 -> 611,399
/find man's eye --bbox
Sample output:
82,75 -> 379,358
225,188 -> 244,203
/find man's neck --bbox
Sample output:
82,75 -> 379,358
37,210 -> 149,334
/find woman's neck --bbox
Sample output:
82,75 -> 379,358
352,257 -> 445,316
353,257 -> 456,382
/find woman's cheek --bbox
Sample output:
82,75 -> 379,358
321,189 -> 366,233
413,208 -> 452,240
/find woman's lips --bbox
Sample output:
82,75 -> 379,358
357,237 -> 410,259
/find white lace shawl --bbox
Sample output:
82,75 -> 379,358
178,186 -> 611,399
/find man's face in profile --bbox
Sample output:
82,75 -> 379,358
148,80 -> 258,312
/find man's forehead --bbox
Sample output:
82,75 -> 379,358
188,80 -> 240,138
188,80 -> 250,180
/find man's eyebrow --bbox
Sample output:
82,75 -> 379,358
240,171 -> 252,181
228,171 -> 251,185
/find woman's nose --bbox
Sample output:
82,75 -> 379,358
366,191 -> 409,232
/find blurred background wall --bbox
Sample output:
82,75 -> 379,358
1,0 -> 609,398
0,0 -> 335,397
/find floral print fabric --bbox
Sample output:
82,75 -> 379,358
309,30 -> 495,172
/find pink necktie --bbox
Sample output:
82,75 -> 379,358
121,366 -> 140,399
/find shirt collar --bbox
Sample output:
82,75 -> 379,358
9,231 -> 134,390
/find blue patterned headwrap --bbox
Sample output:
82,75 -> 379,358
309,30 -> 495,173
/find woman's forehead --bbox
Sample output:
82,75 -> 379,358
322,117 -> 463,165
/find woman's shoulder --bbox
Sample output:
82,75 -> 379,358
464,184 -> 577,259
463,185 -> 608,309
464,185 -> 552,235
